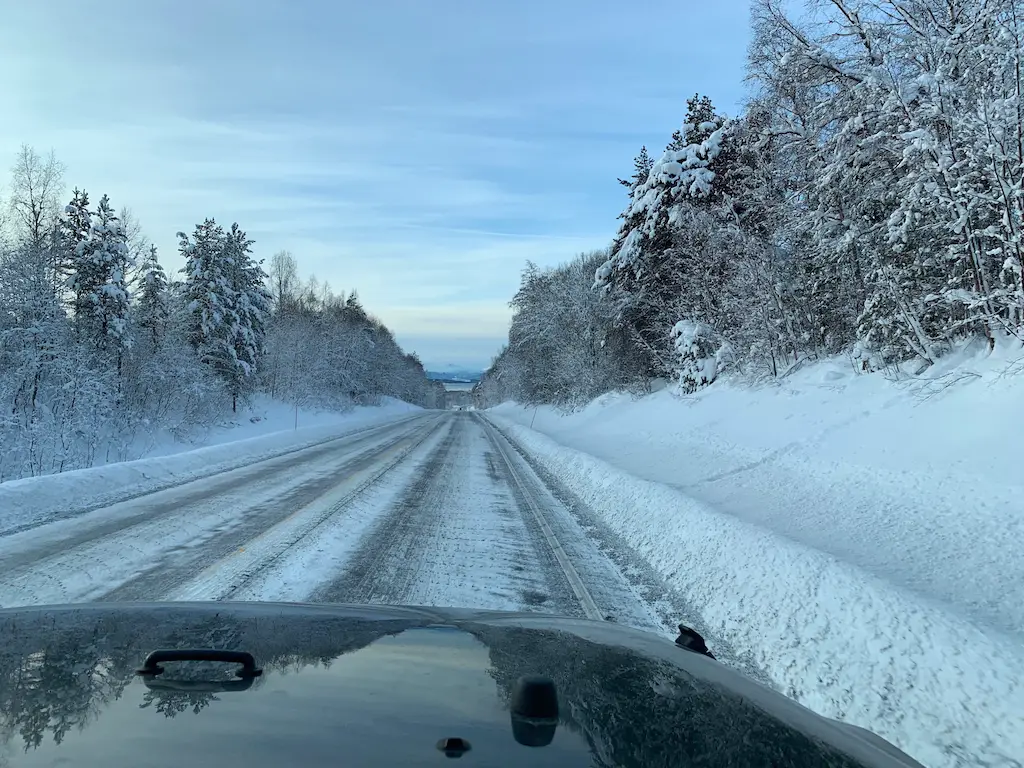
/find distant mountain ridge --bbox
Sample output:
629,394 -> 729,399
426,368 -> 482,384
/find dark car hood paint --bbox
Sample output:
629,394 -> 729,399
0,602 -> 923,767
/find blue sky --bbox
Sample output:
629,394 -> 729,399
0,0 -> 751,370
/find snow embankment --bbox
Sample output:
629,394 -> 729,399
0,397 -> 421,537
491,418 -> 1023,767
492,343 -> 1024,638
489,342 -> 1024,768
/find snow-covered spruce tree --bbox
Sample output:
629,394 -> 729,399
671,320 -> 723,392
115,274 -> 226,457
596,94 -> 769,389
595,111 -> 708,377
57,188 -> 91,297
65,193 -> 133,358
136,245 -> 169,351
179,219 -> 234,397
222,223 -> 271,409
179,219 -> 270,412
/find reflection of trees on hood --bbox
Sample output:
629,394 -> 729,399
468,623 -> 863,768
0,613 -> 138,750
140,687 -> 217,718
0,608 -> 419,752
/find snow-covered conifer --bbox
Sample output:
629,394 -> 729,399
66,193 -> 133,354
136,245 -> 169,351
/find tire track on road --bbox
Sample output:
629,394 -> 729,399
478,413 -> 688,635
0,414 -> 430,574
482,415 -> 775,681
157,417 -> 454,606
1,413 -> 426,539
476,414 -> 603,621
314,414 -> 575,614
313,417 -> 465,604
0,415 -> 441,607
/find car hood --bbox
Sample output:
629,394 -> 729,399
0,602 -> 922,767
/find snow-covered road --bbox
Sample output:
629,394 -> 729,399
0,412 -> 677,640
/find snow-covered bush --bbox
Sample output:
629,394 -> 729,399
672,320 -> 732,393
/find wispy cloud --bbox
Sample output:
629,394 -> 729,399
0,0 -> 750,368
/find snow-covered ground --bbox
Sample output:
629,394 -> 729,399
489,341 -> 1024,768
0,397 -> 421,536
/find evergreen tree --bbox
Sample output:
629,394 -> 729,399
344,290 -> 366,318
66,193 -> 133,355
180,220 -> 272,411
222,223 -> 271,409
58,188 -> 91,293
595,94 -> 734,379
617,146 -> 653,197
179,218 -> 233,385
136,245 -> 169,351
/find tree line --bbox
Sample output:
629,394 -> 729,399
477,0 -> 1024,407
0,146 -> 442,482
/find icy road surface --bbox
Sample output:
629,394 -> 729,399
0,412 -> 687,640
